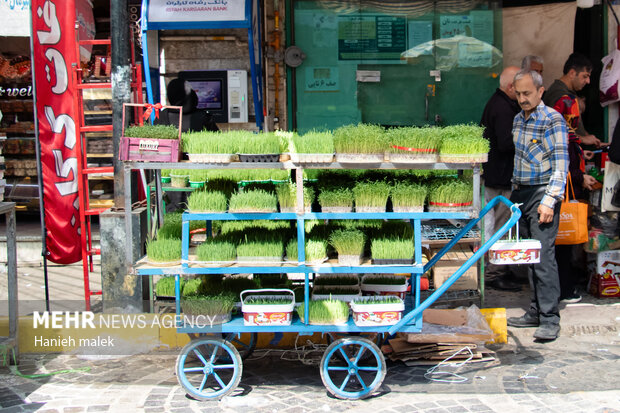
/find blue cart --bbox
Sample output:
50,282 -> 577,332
124,161 -> 520,400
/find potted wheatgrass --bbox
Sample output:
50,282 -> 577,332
161,169 -> 172,184
329,229 -> 365,266
170,169 -> 190,188
350,296 -> 405,326
439,124 -> 489,163
195,239 -> 236,266
290,130 -> 335,164
146,238 -> 182,265
386,126 -> 441,163
186,190 -> 227,213
296,298 -> 350,325
285,238 -> 328,264
370,237 -> 414,265
180,294 -> 236,325
182,130 -> 238,163
188,169 -> 207,188
427,179 -> 473,212
311,285 -> 361,302
237,131 -> 281,162
334,123 -> 387,163
276,183 -> 315,213
390,182 -> 427,213
360,274 -> 408,299
353,181 -> 391,213
228,189 -> 278,213
236,236 -> 284,265
318,187 -> 353,213
240,288 -> 296,326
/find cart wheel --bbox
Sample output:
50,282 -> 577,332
326,332 -> 383,361
320,337 -> 386,400
221,333 -> 257,360
176,338 -> 242,401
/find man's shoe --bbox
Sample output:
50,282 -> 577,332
507,313 -> 539,328
487,278 -> 521,292
533,324 -> 560,341
560,292 -> 582,304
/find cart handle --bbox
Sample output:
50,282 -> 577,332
240,288 -> 295,305
388,195 -> 521,335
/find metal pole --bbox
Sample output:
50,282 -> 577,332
111,0 -> 132,207
29,2 -> 50,311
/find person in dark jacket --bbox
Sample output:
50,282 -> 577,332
543,53 -> 598,303
155,78 -> 219,133
481,65 -> 523,291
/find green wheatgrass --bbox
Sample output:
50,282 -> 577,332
352,296 -> 402,305
296,299 -> 350,324
386,126 -> 441,152
244,297 -> 292,305
333,123 -> 387,154
237,132 -> 281,154
197,274 -> 225,296
362,274 -> 407,285
276,183 -> 315,210
182,278 -> 201,297
221,276 -> 259,297
188,169 -> 208,183
146,238 -> 182,262
292,130 -> 335,154
124,124 -> 178,139
353,181 -> 391,208
181,294 -> 236,316
254,273 -> 289,288
390,182 -> 427,208
312,285 -> 360,295
371,237 -> 414,260
440,124 -> 488,154
306,239 -> 328,262
228,189 -> 278,212
196,239 -> 236,261
161,169 -> 171,178
186,190 -> 227,212
182,130 -> 237,154
428,180 -> 473,205
155,276 -> 178,297
236,238 -> 284,258
318,188 -> 353,208
329,229 -> 365,257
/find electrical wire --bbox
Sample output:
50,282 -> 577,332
423,346 -> 474,383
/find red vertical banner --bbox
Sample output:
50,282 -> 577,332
32,0 -> 81,264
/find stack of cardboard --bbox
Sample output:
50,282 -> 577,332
386,308 -> 496,366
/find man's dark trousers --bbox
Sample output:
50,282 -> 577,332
510,185 -> 561,326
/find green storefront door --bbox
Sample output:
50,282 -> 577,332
289,0 -> 502,133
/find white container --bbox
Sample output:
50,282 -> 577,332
350,298 -> 404,326
241,289 -> 295,326
321,206 -> 353,213
335,153 -> 385,163
187,153 -> 236,163
355,206 -> 386,213
337,254 -> 362,266
489,239 -> 542,265
387,152 -> 438,163
289,153 -> 334,163
361,275 -> 408,299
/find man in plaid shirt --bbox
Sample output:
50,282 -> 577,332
507,69 -> 569,341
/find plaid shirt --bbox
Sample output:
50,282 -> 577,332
512,102 -> 569,209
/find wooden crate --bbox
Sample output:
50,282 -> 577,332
119,103 -> 182,162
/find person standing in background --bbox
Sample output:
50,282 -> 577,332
481,65 -> 523,291
521,55 -> 544,76
507,69 -> 569,341
543,53 -> 599,303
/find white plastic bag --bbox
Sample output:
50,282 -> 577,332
602,161 -> 620,212
600,49 -> 620,107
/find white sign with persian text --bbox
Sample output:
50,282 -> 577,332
0,0 -> 30,37
147,0 -> 246,23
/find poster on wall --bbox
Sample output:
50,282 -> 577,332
147,0 -> 246,23
338,15 -> 406,60
31,0 -> 82,264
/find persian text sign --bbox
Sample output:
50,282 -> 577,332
147,0 -> 245,23
32,0 -> 81,264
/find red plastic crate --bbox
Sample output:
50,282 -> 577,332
119,103 -> 182,162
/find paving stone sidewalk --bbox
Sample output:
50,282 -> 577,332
1,331 -> 619,413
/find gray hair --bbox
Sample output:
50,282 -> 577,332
514,69 -> 544,89
521,55 -> 544,69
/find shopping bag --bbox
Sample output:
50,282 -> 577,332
602,161 -> 620,212
600,49 -> 620,107
556,173 -> 589,245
